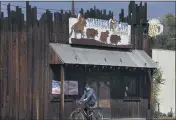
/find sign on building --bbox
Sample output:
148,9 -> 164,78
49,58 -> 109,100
52,80 -> 78,95
148,18 -> 164,37
69,13 -> 131,46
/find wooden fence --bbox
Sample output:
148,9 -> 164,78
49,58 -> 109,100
0,1 -> 151,119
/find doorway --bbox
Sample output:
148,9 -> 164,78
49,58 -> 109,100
86,75 -> 111,119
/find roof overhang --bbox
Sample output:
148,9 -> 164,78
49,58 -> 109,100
49,43 -> 157,69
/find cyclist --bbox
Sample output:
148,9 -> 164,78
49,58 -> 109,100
78,83 -> 97,119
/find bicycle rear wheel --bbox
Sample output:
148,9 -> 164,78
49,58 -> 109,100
70,110 -> 85,120
91,110 -> 103,120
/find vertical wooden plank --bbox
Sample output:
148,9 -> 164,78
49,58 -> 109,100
42,11 -> 46,119
30,6 -> 37,120
43,10 -> 49,119
121,9 -> 124,22
35,12 -> 41,119
0,15 -> 4,120
128,2 -> 132,25
26,2 -> 33,120
0,2 -> 3,118
38,13 -> 43,120
5,4 -> 15,118
60,65 -> 65,119
26,2 -> 29,119
131,2 -> 136,49
0,1 -> 1,19
12,12 -> 16,120
62,12 -> 67,44
47,10 -> 52,119
138,3 -> 142,50
144,2 -> 147,23
57,12 -> 60,43
53,12 -> 57,43
41,12 -> 46,120
60,10 -> 63,43
18,7 -> 23,120
39,14 -> 43,120
16,6 -> 21,120
19,31 -> 27,120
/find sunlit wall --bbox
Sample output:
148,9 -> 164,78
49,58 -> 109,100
152,49 -> 175,114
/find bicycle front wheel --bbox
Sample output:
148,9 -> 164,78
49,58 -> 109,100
70,110 -> 85,120
91,110 -> 103,120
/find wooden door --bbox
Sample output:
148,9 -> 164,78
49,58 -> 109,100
85,75 -> 111,118
98,76 -> 111,119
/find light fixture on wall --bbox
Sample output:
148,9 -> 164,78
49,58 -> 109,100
75,55 -> 77,60
144,63 -> 147,66
104,58 -> 107,62
156,61 -> 159,66
120,58 -> 122,63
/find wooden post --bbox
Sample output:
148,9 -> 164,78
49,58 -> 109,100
60,65 -> 65,120
147,69 -> 153,119
149,70 -> 153,110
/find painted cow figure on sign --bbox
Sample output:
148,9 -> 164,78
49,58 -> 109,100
110,35 -> 121,45
86,28 -> 98,39
100,30 -> 109,43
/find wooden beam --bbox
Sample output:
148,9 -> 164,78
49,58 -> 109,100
60,65 -> 65,119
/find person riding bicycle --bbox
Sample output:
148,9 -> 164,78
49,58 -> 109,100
78,83 -> 97,118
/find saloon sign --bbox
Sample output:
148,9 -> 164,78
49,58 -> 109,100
69,13 -> 131,46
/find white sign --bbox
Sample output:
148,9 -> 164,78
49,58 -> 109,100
69,15 -> 131,46
52,80 -> 78,95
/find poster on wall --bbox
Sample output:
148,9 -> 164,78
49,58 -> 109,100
52,80 -> 78,95
52,80 -> 60,94
69,13 -> 131,46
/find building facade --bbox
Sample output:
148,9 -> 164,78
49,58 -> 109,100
0,1 -> 156,120
152,49 -> 175,114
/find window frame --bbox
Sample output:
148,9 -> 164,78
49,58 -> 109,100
123,76 -> 140,101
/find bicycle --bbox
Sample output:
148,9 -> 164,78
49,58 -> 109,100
70,101 -> 104,120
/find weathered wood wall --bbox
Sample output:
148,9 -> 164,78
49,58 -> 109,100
0,1 -> 151,119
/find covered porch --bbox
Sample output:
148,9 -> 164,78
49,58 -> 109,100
48,43 -> 157,119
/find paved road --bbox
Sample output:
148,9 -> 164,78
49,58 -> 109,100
105,118 -> 146,120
